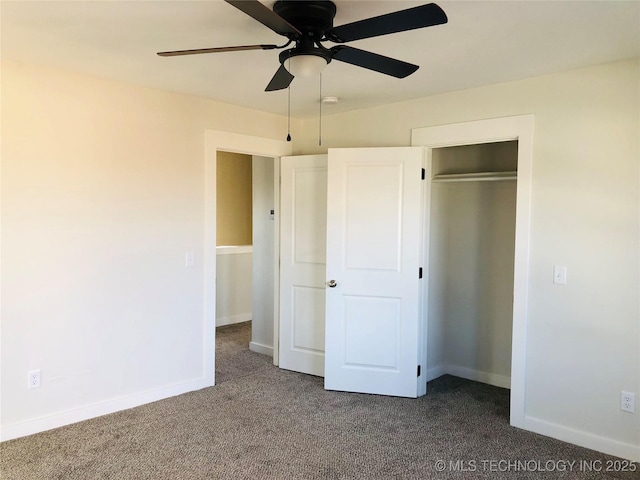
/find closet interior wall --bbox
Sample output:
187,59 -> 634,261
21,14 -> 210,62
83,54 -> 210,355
427,141 -> 518,389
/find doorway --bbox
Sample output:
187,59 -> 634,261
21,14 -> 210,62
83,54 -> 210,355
204,131 -> 293,386
425,141 -> 518,390
214,151 -> 276,379
215,150 -> 253,332
412,115 -> 534,428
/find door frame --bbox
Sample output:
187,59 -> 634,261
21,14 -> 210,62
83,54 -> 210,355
411,115 -> 534,428
204,131 -> 292,386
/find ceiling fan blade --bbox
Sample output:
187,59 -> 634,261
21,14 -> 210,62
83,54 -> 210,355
157,44 -> 279,57
225,0 -> 301,36
265,64 -> 294,92
331,46 -> 418,78
326,3 -> 447,43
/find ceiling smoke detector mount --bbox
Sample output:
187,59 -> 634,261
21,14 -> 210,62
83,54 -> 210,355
321,96 -> 339,105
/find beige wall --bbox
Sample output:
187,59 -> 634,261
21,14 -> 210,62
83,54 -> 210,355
0,59 -> 299,434
216,151 -> 252,246
2,55 -> 638,459
297,59 -> 640,456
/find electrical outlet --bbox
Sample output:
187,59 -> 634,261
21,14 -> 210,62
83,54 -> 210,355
621,391 -> 635,413
27,369 -> 41,389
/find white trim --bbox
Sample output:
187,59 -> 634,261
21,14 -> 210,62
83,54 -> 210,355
272,158 -> 281,366
412,114 -> 535,428
216,245 -> 253,255
426,365 -> 446,382
523,416 -> 640,463
432,171 -> 517,183
418,148 -> 432,396
216,313 -> 252,327
249,341 -> 274,357
446,365 -> 511,390
0,377 -> 207,442
205,131 -> 292,386
412,116 -> 532,148
425,364 -> 511,390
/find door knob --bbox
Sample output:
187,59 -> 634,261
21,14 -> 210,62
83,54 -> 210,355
327,280 -> 337,288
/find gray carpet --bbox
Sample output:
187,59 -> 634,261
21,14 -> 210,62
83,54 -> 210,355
214,321 -> 272,384
1,321 -> 637,479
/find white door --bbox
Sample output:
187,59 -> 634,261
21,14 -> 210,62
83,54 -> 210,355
324,147 -> 424,397
279,155 -> 328,376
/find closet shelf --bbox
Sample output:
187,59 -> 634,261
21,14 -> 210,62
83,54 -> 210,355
432,171 -> 517,183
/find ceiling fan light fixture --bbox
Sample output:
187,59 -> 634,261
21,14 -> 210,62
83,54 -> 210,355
284,54 -> 328,78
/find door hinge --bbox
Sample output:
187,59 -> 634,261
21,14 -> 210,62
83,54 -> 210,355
421,168 -> 426,180
417,365 -> 421,377
419,267 -> 423,279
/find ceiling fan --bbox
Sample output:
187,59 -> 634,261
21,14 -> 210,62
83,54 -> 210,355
158,0 -> 448,92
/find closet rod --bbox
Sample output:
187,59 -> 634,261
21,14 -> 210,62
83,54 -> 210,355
432,171 -> 517,183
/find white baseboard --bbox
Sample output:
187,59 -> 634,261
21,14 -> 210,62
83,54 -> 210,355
216,313 -> 252,327
523,415 -> 640,463
425,364 -> 511,389
0,377 -> 208,442
216,245 -> 252,255
426,365 -> 447,382
446,364 -> 511,389
249,341 -> 273,357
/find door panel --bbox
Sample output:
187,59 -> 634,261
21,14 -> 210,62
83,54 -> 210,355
293,286 -> 325,353
279,155 -> 328,377
324,147 -> 423,397
344,296 -> 401,368
345,164 -> 403,271
293,168 -> 327,265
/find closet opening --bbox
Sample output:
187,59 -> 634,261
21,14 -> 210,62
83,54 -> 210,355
425,140 -> 518,393
214,151 -> 276,382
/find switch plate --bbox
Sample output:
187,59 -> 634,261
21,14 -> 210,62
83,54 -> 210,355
553,265 -> 567,285
185,251 -> 195,267
269,209 -> 275,220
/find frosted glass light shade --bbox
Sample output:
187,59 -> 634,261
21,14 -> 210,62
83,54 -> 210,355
285,55 -> 328,77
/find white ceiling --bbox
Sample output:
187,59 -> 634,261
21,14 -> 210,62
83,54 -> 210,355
2,1 -> 639,118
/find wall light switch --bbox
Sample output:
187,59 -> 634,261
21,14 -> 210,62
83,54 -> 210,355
269,209 -> 275,220
185,251 -> 195,268
553,265 -> 567,285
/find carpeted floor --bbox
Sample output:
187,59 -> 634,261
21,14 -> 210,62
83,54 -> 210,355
1,321 -> 637,479
214,321 -> 272,384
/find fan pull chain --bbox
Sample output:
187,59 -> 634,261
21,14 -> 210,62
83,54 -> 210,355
286,84 -> 291,142
318,73 -> 322,146
286,58 -> 292,142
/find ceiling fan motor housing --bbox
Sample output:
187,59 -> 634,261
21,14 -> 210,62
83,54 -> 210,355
275,1 -> 337,67
273,0 -> 337,39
